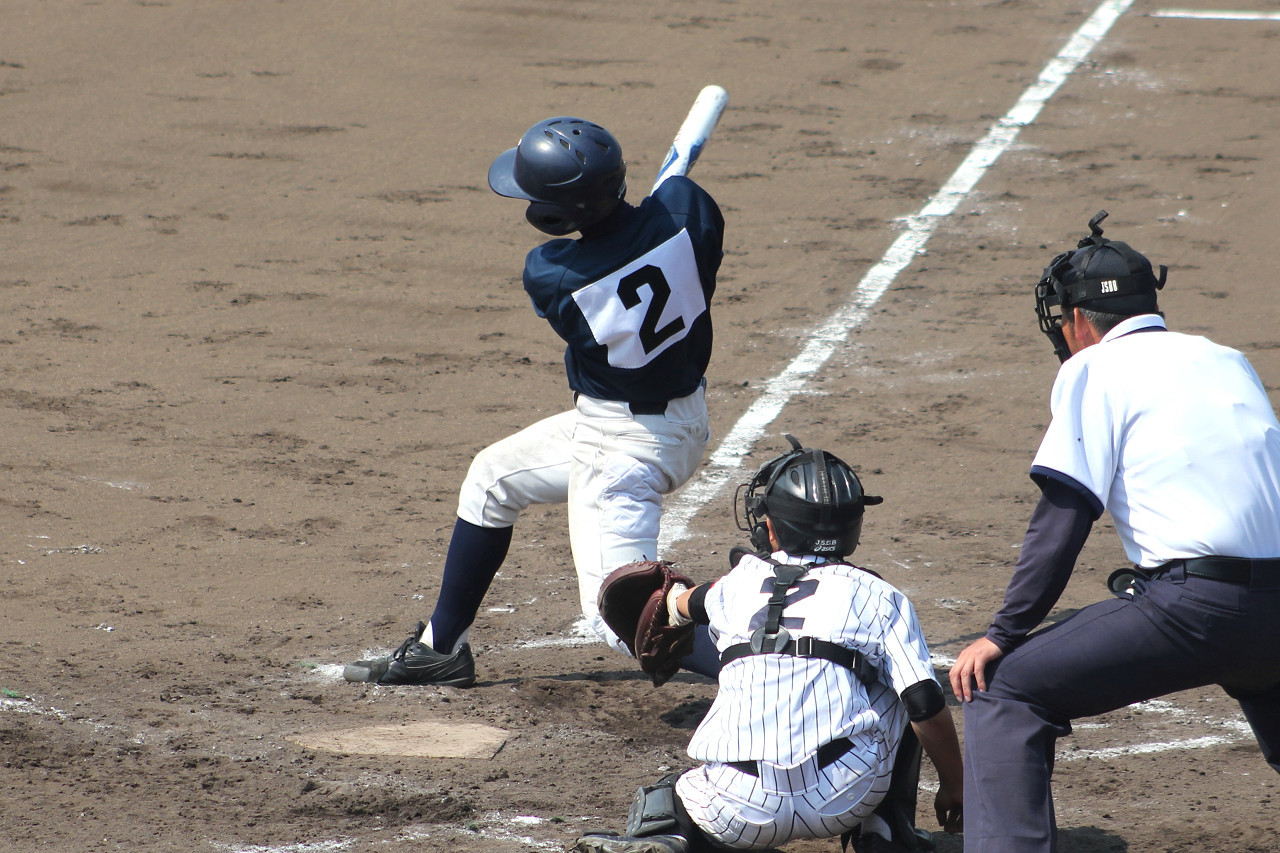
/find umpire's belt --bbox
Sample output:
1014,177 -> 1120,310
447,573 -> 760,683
1157,556 -> 1280,587
727,737 -> 855,778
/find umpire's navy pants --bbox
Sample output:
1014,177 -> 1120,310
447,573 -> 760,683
963,564 -> 1280,853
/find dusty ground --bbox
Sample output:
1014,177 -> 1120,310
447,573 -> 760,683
2,1 -> 1279,851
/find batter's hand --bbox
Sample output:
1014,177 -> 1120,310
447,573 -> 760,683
949,637 -> 1004,702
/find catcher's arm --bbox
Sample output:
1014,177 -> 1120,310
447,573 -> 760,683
914,708 -> 964,832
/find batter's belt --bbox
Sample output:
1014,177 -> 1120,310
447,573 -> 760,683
572,391 -> 667,416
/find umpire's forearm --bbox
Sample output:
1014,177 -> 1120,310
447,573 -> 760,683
987,478 -> 1095,650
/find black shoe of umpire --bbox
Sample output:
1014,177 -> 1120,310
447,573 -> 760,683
343,621 -> 476,687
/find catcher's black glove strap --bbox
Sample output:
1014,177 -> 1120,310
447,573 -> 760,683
720,636 -> 876,685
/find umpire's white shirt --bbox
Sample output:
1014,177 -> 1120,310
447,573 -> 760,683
1032,314 -> 1280,567
687,552 -> 936,768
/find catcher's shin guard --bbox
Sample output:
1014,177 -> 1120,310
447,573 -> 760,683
622,773 -> 719,850
626,773 -> 684,837
843,726 -> 934,852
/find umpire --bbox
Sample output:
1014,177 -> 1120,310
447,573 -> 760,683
949,211 -> 1280,853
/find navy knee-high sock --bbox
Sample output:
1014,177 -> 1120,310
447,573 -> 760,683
426,518 -> 513,653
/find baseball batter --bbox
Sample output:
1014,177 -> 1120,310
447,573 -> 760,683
950,212 -> 1280,853
344,117 -> 724,686
576,437 -> 963,853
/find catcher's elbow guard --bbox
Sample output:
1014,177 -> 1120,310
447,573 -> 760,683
902,679 -> 946,722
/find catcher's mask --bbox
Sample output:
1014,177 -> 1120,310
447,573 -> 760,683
1035,210 -> 1167,363
487,116 -> 627,236
735,435 -> 883,558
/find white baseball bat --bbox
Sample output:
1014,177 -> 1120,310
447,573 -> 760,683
651,84 -> 729,194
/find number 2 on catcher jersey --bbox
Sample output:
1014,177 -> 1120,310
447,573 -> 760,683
571,229 -> 707,369
747,577 -> 819,632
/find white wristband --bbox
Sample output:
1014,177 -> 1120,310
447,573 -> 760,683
667,583 -> 692,627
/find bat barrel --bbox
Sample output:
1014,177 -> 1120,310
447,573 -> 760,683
651,85 -> 729,193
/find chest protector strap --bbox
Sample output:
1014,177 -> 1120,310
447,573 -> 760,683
719,560 -> 878,686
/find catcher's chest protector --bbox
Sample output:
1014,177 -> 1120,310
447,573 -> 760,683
719,558 -> 879,686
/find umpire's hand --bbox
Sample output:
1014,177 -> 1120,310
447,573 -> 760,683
949,637 -> 1004,702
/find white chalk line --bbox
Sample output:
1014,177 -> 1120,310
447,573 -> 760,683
207,812 -> 578,853
211,841 -> 352,853
1059,699 -> 1254,761
918,668 -> 1254,760
0,696 -> 70,720
1154,8 -> 1280,20
511,618 -> 600,649
657,0 -> 1137,552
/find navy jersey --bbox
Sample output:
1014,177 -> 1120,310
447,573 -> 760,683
522,176 -> 724,403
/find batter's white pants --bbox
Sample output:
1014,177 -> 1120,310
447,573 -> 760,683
676,683 -> 907,849
455,383 -> 709,654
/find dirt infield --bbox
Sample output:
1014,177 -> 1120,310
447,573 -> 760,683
2,1 -> 1279,851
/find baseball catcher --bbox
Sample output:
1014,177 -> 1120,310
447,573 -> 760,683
574,435 -> 964,853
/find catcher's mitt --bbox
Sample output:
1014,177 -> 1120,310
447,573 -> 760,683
598,560 -> 696,687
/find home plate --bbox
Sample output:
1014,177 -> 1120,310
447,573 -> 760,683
288,720 -> 508,758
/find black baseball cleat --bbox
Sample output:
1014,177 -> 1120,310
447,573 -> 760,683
572,834 -> 689,853
343,621 -> 476,687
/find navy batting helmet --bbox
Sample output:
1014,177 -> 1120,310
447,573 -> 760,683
1035,210 -> 1167,362
736,435 -> 883,558
488,117 -> 627,236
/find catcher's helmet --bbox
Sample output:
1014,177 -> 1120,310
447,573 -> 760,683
736,435 -> 883,558
488,117 -> 627,236
1035,210 -> 1167,362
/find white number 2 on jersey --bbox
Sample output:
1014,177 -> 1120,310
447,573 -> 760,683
571,229 -> 707,369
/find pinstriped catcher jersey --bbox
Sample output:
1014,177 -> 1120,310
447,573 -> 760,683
687,551 -> 937,767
